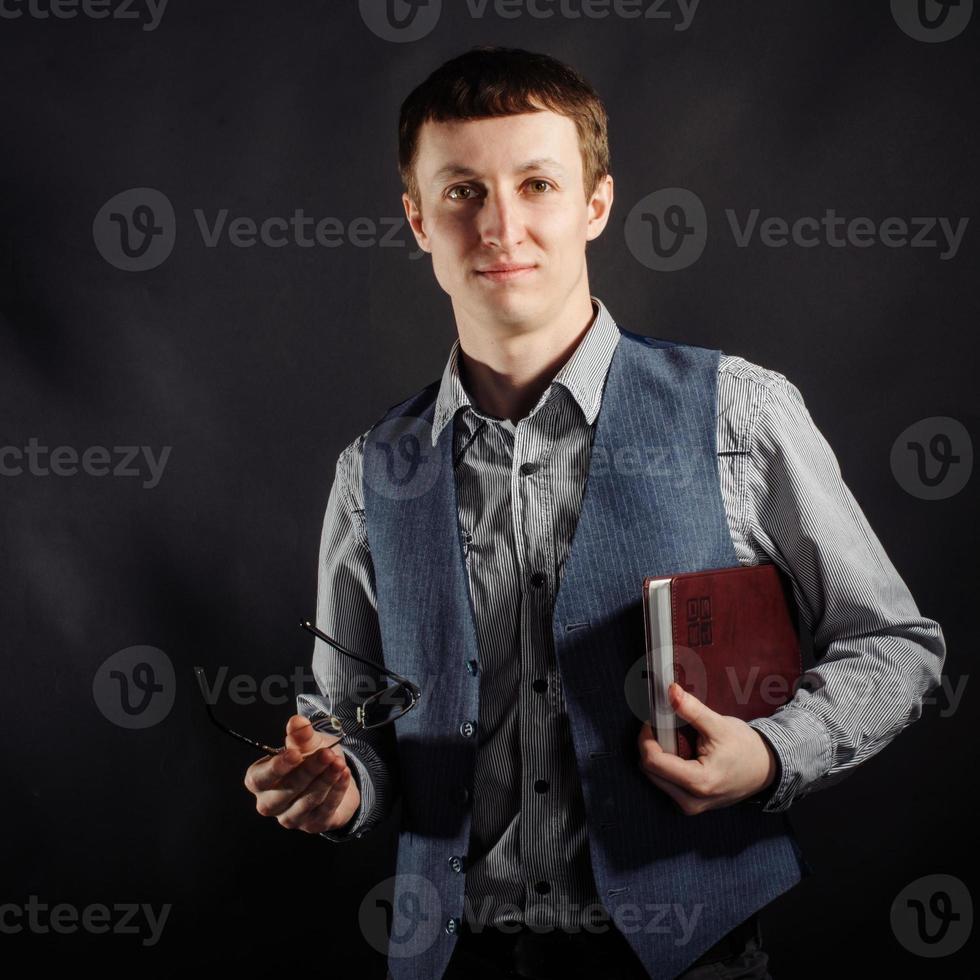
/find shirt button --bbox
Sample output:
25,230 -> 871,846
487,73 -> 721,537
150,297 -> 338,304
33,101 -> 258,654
534,779 -> 549,794
466,659 -> 480,675
459,720 -> 477,738
445,916 -> 460,934
534,881 -> 551,895
532,678 -> 548,693
519,461 -> 540,476
448,855 -> 465,873
529,571 -> 546,588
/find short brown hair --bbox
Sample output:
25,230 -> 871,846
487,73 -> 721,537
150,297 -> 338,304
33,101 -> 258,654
398,45 -> 610,209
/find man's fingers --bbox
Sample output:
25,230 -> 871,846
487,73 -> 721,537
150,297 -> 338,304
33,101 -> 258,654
243,714 -> 354,830
276,765 -> 353,831
246,746 -> 301,794
643,768 -> 703,815
640,745 -> 696,782
638,727 -> 716,814
254,752 -> 344,817
637,721 -> 658,746
638,736 -> 707,793
284,713 -> 345,759
247,746 -> 337,801
286,713 -> 318,744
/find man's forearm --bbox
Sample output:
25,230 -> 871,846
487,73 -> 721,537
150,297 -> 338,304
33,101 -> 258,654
746,612 -> 946,811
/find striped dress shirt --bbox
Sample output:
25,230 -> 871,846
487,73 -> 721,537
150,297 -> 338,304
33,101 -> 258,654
298,295 -> 946,930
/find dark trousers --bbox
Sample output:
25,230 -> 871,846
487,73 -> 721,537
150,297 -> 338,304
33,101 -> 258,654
441,912 -> 771,980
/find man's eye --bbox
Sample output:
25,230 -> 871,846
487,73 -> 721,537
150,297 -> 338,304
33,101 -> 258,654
446,180 -> 553,200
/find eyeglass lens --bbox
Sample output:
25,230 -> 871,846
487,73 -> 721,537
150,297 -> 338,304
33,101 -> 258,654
361,683 -> 414,728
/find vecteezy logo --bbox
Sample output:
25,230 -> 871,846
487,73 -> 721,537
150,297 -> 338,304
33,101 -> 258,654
358,874 -> 442,958
625,655 -> 651,724
92,646 -> 176,729
891,0 -> 973,42
624,188 -> 707,272
93,188 -> 176,271
671,643 -> 708,704
362,416 -> 441,500
625,645 -> 708,728
891,874 -> 972,956
907,434 -> 959,486
890,417 -> 972,500
359,0 -> 442,42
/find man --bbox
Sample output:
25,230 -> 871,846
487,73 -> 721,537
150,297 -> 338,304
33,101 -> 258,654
244,46 -> 946,980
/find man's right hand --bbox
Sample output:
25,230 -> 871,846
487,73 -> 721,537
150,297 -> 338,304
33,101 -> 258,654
244,714 -> 361,834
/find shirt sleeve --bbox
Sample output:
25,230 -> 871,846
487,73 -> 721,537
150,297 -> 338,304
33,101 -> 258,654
742,374 -> 947,812
296,435 -> 400,841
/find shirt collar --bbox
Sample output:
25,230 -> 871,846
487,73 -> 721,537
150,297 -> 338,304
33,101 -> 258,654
430,295 -> 621,446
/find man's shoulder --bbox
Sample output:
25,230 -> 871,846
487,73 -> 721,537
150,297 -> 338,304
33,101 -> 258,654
715,353 -> 799,451
337,428 -> 368,470
335,376 -> 442,476
716,351 -> 800,411
718,351 -> 793,391
624,330 -> 795,395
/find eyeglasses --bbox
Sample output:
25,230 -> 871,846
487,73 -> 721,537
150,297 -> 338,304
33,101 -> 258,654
194,620 -> 421,757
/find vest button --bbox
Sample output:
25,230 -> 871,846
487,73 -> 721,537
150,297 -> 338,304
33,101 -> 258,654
445,916 -> 461,934
456,786 -> 470,804
529,571 -> 546,588
466,659 -> 480,675
534,880 -> 551,895
532,677 -> 547,693
448,855 -> 465,873
459,720 -> 477,738
534,779 -> 550,793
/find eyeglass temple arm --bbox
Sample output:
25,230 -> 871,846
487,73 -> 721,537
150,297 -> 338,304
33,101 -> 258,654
300,620 -> 419,695
195,666 -> 357,754
193,666 -> 283,754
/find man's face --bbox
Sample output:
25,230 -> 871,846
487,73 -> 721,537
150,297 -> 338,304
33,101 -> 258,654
403,109 -> 613,328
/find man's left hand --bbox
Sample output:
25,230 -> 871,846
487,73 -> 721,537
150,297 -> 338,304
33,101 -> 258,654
637,682 -> 778,815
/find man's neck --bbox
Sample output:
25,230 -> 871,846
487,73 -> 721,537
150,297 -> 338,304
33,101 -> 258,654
455,293 -> 597,425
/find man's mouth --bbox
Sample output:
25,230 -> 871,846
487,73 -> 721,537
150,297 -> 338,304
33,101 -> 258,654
475,264 -> 537,282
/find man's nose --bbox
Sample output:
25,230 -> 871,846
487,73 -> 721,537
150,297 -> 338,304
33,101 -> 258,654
478,192 -> 525,250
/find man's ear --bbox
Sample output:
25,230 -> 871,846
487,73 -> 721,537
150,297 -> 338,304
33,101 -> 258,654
402,192 -> 430,253
585,173 -> 614,243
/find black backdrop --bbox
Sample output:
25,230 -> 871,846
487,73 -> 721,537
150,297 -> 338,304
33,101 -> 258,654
1,1 -> 976,976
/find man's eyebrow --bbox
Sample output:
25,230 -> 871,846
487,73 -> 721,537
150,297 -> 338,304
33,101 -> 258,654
429,157 -> 567,186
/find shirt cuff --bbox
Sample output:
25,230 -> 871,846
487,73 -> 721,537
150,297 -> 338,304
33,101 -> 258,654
296,693 -> 377,843
746,705 -> 835,812
318,754 -> 371,843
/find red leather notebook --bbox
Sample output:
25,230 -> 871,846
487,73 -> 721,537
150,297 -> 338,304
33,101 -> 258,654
642,562 -> 802,759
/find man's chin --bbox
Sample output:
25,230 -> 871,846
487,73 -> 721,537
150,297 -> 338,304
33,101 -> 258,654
473,289 -> 540,320
448,279 -> 551,325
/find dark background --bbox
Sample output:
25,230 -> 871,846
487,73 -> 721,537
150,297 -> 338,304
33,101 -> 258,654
1,1 -> 975,976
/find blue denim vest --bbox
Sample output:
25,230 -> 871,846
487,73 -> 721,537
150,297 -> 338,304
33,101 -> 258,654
361,327 -> 811,979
